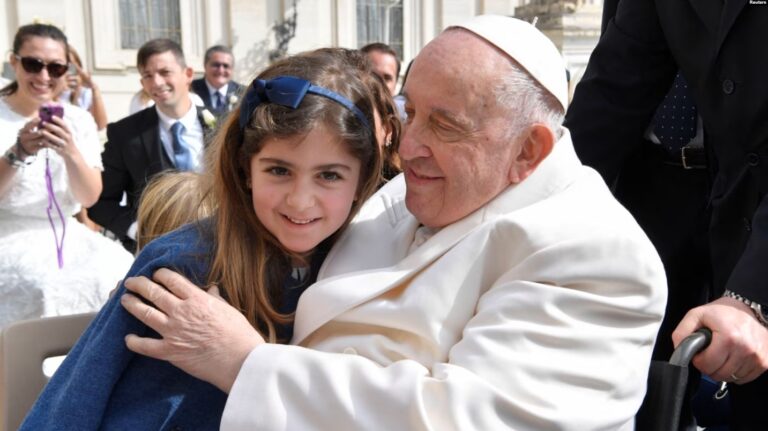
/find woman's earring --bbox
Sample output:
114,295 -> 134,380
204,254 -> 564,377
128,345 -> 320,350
246,179 -> 252,189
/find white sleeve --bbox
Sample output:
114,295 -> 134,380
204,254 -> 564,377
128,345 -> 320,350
221,234 -> 665,431
65,104 -> 103,170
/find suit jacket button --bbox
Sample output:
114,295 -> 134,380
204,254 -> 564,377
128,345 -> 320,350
722,79 -> 735,94
747,153 -> 760,166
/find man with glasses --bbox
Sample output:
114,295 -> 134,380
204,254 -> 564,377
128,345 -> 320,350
191,45 -> 243,116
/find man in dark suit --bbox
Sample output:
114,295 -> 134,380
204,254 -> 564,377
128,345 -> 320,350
89,39 -> 213,253
191,45 -> 244,116
566,0 -> 768,428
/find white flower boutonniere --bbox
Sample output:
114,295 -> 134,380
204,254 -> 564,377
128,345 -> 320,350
228,94 -> 239,110
201,109 -> 216,128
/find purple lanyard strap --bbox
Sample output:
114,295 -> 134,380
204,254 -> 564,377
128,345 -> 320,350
44,151 -> 66,268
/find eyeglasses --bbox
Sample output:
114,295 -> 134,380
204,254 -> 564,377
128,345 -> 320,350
209,62 -> 231,70
14,55 -> 69,78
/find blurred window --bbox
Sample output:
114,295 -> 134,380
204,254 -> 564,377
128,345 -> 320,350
356,0 -> 404,59
119,0 -> 181,49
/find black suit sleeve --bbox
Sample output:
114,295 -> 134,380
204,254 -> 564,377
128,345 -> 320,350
565,0 -> 677,184
88,122 -> 136,241
727,199 -> 768,304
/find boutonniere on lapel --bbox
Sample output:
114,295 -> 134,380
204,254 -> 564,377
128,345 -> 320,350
201,108 -> 217,129
228,94 -> 239,111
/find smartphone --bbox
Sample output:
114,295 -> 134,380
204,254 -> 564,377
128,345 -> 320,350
67,63 -> 77,76
39,103 -> 64,125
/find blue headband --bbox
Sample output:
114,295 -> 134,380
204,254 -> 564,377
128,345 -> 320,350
238,76 -> 370,132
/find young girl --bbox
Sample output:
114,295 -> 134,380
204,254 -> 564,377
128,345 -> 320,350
21,47 -> 383,430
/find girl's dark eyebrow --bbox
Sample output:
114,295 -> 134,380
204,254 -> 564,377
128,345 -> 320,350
256,157 -> 290,166
257,158 -> 352,171
315,163 -> 352,172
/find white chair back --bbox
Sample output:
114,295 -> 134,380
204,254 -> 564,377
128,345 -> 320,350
0,312 -> 95,431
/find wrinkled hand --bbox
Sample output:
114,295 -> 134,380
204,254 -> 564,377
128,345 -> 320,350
673,296 -> 768,384
121,268 -> 265,393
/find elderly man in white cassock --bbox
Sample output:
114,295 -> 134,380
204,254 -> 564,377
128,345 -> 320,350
120,15 -> 667,430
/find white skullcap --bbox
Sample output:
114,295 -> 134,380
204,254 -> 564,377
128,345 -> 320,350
449,15 -> 569,111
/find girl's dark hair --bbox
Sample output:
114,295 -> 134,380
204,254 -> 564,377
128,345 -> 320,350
0,23 -> 69,97
363,71 -> 402,181
204,47 -> 383,342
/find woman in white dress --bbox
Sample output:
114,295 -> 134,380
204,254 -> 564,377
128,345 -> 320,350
0,23 -> 134,328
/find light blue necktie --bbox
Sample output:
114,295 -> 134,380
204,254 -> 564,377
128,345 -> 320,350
170,122 -> 193,171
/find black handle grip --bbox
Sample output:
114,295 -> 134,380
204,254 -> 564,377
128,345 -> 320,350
669,327 -> 712,367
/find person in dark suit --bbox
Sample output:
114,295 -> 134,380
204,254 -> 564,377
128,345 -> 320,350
190,45 -> 244,116
88,39 -> 213,253
566,0 -> 768,429
360,42 -> 400,96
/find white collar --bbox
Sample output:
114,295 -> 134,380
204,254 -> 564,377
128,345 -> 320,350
408,225 -> 439,255
156,101 -> 198,132
205,80 -> 228,97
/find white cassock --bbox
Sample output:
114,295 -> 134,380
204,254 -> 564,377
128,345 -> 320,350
222,129 -> 667,430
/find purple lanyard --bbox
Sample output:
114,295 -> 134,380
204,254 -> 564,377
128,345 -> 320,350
44,150 -> 66,268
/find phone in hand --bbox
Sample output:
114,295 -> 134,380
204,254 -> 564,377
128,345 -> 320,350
39,103 -> 64,125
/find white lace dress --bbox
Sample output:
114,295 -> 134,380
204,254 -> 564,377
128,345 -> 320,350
0,98 -> 134,328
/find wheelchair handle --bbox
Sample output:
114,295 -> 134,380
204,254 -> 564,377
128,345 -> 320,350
669,327 -> 712,367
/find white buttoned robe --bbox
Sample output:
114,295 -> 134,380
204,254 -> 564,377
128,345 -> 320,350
222,130 -> 667,430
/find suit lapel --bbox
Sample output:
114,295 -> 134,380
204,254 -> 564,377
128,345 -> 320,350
715,0 -> 747,57
193,79 -> 212,108
196,105 -> 216,149
688,0 -> 724,35
196,105 -> 213,129
139,108 -> 173,169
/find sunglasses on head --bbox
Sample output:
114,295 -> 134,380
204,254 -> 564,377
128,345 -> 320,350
14,55 -> 69,78
209,62 -> 231,70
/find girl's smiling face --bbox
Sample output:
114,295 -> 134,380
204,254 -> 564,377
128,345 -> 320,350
250,124 -> 362,254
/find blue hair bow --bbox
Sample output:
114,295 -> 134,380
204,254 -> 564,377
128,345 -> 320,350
238,76 -> 370,131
